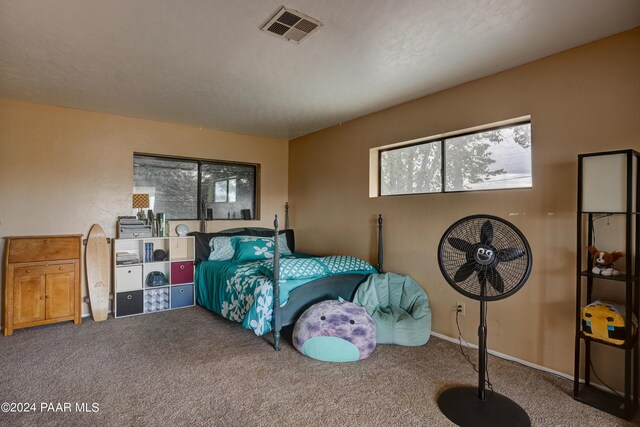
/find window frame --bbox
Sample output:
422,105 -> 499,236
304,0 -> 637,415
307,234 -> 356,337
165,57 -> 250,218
133,153 -> 258,220
213,178 -> 238,203
378,120 -> 532,197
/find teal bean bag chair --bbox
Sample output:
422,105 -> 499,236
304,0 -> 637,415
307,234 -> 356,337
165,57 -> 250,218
353,272 -> 431,346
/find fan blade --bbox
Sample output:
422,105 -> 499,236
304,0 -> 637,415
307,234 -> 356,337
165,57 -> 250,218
453,261 -> 477,282
477,269 -> 487,285
487,268 -> 505,293
497,247 -> 525,262
480,220 -> 493,245
448,237 -> 471,252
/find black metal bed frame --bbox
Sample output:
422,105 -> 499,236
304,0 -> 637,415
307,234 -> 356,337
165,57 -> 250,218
269,211 -> 384,350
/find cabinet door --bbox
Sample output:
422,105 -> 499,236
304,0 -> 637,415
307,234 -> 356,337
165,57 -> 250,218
13,274 -> 46,325
46,271 -> 75,319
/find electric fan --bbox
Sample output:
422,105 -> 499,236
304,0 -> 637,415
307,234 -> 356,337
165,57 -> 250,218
437,215 -> 532,427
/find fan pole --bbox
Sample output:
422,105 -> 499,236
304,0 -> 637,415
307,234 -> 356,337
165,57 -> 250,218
478,300 -> 487,400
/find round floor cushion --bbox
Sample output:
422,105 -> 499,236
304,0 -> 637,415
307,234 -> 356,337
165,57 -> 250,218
293,299 -> 377,362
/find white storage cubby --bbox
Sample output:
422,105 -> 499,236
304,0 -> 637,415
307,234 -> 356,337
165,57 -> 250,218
113,236 -> 195,318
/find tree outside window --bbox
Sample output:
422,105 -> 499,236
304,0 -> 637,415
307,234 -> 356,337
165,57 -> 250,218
380,122 -> 531,196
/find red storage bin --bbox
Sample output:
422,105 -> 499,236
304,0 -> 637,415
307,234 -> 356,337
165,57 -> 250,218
171,261 -> 193,285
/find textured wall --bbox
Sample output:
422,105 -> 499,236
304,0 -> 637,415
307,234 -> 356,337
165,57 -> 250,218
0,99 -> 288,321
289,29 -> 640,389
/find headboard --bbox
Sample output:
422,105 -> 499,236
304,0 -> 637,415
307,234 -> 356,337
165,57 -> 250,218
189,228 -> 295,264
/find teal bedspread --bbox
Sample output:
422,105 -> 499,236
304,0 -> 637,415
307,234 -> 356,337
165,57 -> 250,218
195,254 -> 376,336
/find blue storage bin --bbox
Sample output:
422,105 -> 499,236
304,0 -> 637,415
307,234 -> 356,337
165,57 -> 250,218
171,284 -> 194,308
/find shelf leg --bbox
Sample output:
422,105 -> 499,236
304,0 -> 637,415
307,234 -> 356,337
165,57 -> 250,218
574,273 -> 582,397
585,341 -> 591,385
573,335 -> 581,397
625,346 -> 632,406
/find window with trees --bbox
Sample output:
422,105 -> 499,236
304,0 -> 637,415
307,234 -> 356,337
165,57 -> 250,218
133,154 -> 257,220
379,122 -> 531,196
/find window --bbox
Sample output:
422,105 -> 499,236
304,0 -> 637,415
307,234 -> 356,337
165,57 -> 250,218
214,180 -> 232,203
201,162 -> 255,218
133,154 -> 257,220
380,141 -> 442,195
379,121 -> 531,196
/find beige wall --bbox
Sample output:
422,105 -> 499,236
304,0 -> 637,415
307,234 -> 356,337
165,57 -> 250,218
289,28 -> 640,389
0,99 -> 288,321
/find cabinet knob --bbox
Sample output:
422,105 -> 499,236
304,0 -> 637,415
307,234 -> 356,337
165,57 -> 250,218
180,265 -> 185,270
43,239 -> 48,244
127,295 -> 132,300
58,267 -> 63,271
180,289 -> 184,294
45,295 -> 50,299
26,269 -> 30,273
128,270 -> 132,274
40,296 -> 44,300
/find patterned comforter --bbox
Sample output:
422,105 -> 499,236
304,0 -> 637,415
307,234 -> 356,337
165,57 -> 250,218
195,255 -> 376,336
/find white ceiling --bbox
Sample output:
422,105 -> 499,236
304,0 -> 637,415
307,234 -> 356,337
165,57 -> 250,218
1,1 -> 639,140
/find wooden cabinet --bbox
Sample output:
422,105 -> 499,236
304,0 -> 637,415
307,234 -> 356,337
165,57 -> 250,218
113,236 -> 195,318
3,235 -> 82,336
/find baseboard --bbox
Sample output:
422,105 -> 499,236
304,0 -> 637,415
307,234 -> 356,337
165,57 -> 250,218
430,331 -> 624,395
81,310 -> 112,318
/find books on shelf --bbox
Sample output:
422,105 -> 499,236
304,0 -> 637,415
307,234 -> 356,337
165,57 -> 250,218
144,242 -> 154,263
116,251 -> 140,265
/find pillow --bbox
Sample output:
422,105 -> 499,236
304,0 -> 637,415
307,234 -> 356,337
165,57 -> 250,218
208,236 -> 240,261
259,257 -> 328,280
293,300 -> 377,362
189,230 -> 246,263
243,229 -> 295,254
209,234 -> 292,262
275,233 -> 292,256
231,237 -> 275,262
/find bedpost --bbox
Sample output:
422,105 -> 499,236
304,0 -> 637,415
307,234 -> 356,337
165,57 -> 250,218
377,214 -> 384,273
273,214 -> 281,351
200,200 -> 207,232
284,202 -> 289,230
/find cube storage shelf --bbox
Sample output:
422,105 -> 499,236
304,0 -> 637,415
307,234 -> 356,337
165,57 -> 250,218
113,236 -> 195,318
574,149 -> 639,421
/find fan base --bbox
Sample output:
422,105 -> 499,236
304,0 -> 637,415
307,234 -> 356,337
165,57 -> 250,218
438,386 -> 530,427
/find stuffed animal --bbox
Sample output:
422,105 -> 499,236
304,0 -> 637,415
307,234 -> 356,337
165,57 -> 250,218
582,300 -> 637,345
293,299 -> 376,362
587,245 -> 624,276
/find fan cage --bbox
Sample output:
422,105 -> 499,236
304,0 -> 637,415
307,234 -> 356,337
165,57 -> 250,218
438,215 -> 532,301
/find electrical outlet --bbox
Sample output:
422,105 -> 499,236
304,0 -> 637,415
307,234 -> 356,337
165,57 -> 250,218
456,301 -> 465,316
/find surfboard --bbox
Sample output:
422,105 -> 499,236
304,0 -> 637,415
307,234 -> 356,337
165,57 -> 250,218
85,224 -> 110,321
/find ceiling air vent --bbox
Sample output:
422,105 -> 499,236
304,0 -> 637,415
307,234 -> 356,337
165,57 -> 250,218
261,7 -> 323,43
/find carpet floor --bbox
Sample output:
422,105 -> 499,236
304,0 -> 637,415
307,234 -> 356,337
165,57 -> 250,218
0,306 -> 638,427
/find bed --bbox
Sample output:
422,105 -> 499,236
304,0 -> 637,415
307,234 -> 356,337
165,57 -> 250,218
190,214 -> 384,350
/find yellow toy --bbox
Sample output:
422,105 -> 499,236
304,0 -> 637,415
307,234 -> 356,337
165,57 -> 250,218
581,300 -> 637,345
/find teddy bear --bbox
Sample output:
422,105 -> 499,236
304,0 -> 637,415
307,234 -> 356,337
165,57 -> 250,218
587,245 -> 624,276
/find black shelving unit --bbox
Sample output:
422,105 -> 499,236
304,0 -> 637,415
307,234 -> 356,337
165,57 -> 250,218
574,149 -> 640,420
